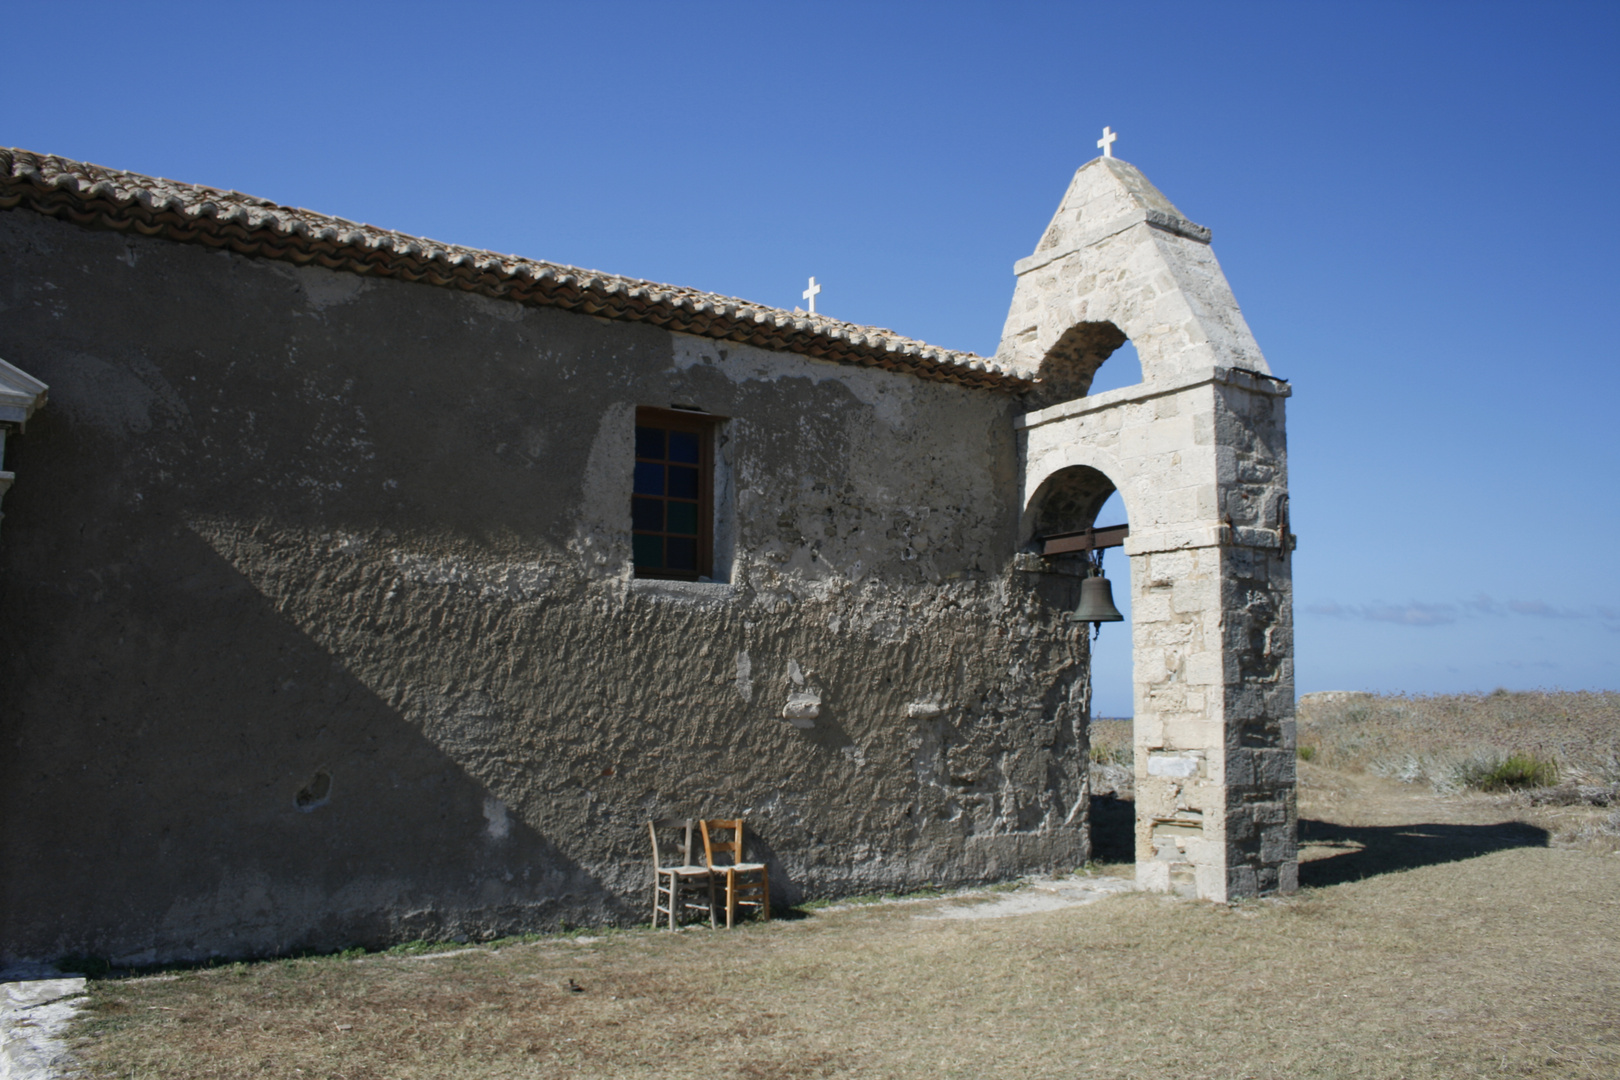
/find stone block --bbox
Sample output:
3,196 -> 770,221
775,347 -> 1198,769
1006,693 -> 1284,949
1183,650 -> 1223,685
1146,750 -> 1203,779
1277,858 -> 1299,893
1259,825 -> 1294,865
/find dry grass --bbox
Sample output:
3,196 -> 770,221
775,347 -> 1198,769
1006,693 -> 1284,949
1295,690 -> 1620,790
1088,717 -> 1133,766
68,762 -> 1620,1079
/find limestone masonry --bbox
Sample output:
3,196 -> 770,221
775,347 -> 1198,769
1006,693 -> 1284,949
0,147 -> 1294,965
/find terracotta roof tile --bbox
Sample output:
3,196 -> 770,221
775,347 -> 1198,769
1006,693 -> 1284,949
0,148 -> 1027,393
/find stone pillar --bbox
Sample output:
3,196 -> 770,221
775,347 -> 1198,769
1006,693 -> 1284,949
1003,154 -> 1296,901
1125,375 -> 1296,901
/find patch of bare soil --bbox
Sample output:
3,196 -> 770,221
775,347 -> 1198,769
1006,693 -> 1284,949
68,767 -> 1620,1079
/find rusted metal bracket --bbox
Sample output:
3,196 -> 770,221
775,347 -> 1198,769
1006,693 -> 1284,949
1038,523 -> 1129,557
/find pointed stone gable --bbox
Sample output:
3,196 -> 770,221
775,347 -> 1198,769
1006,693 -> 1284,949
998,157 -> 1268,399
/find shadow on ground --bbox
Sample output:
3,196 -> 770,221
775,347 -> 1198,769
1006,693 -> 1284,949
1298,819 -> 1549,887
1088,795 -> 1550,888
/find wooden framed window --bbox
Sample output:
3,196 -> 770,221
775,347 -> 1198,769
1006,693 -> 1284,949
632,408 -> 715,580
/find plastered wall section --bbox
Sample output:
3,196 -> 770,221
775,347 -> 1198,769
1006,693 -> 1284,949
1019,367 -> 1295,901
0,209 -> 1093,964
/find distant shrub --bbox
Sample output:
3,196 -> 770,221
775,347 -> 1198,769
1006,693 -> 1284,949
1296,746 -> 1316,762
1457,753 -> 1559,792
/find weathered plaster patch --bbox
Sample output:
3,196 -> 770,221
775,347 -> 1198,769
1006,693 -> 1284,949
483,797 -> 511,841
276,263 -> 369,311
44,351 -> 187,436
571,403 -> 635,572
782,690 -> 821,727
735,650 -> 754,703
671,333 -> 912,429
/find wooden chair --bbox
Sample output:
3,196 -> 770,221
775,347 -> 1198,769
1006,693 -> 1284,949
648,818 -> 716,929
700,818 -> 770,928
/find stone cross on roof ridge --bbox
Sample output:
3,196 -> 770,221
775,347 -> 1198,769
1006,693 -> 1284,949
802,276 -> 821,314
1097,126 -> 1117,159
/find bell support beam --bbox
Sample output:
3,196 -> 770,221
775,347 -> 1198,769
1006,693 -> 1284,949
1040,523 -> 1129,556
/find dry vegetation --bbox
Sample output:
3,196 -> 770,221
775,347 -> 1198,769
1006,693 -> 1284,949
64,693 -> 1620,1079
1295,689 -> 1620,789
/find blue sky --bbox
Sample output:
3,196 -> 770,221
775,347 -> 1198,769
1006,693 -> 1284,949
7,2 -> 1616,714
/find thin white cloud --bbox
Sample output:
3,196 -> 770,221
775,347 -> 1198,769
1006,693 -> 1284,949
1309,593 -> 1619,628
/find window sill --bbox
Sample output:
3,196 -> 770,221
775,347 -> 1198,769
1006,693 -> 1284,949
629,577 -> 736,603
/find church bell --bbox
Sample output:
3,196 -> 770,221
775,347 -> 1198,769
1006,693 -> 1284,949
1069,569 -> 1125,626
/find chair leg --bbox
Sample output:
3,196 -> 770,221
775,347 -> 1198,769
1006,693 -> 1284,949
706,873 -> 717,929
726,870 -> 737,929
761,866 -> 770,922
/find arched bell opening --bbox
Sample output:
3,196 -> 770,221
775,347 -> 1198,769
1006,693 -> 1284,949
1023,464 -> 1137,864
1021,464 -> 1116,546
1028,320 -> 1145,408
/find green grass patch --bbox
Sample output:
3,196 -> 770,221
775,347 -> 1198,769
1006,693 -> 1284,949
1458,752 -> 1560,792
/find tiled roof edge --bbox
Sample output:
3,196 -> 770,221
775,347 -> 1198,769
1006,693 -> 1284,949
0,148 -> 1029,393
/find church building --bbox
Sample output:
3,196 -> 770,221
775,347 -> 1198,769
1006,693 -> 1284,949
0,137 -> 1296,966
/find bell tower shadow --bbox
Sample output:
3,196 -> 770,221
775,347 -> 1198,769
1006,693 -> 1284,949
0,528 -> 628,967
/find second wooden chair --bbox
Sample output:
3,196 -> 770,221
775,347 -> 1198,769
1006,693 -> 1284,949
700,818 -> 770,928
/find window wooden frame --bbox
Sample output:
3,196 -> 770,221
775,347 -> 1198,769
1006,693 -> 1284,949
632,407 -> 718,581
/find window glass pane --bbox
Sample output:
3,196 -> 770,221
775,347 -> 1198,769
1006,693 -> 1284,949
668,465 -> 699,499
668,430 -> 700,464
666,536 -> 697,571
635,426 -> 664,460
633,461 -> 665,496
633,534 -> 664,569
632,497 -> 664,533
666,500 -> 698,536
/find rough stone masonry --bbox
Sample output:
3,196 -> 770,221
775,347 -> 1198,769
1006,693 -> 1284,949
0,144 -> 1293,965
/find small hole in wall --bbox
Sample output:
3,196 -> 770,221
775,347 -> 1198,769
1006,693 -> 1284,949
295,770 -> 332,812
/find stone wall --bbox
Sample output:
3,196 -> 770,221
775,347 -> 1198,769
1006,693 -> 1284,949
0,209 -> 1090,965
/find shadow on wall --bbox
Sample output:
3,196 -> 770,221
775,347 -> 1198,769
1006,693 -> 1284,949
0,528 -> 627,966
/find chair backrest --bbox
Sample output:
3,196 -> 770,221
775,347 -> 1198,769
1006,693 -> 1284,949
700,819 -> 746,869
648,818 -> 697,872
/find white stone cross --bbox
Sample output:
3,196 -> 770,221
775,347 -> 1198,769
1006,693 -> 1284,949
802,276 -> 821,314
1097,126 -> 1117,159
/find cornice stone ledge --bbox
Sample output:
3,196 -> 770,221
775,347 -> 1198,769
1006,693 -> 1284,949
1015,366 -> 1291,432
